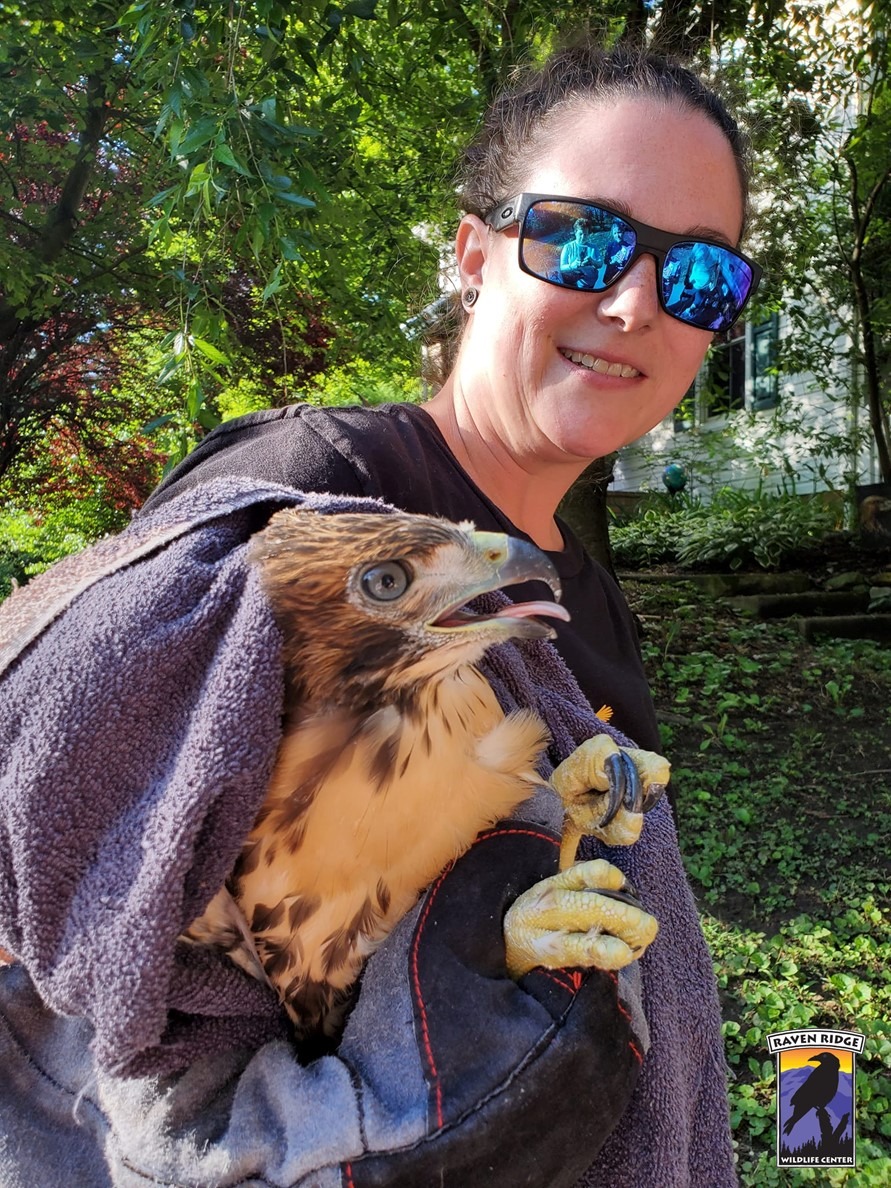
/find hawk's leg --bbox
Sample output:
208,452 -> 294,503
500,736 -> 668,977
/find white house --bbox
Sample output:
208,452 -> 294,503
614,1 -> 887,510
612,311 -> 877,501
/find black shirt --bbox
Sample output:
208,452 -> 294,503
144,402 -> 660,750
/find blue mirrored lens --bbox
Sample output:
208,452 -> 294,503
661,242 -> 752,332
522,201 -> 634,292
520,200 -> 752,332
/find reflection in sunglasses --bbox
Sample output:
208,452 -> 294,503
513,198 -> 758,332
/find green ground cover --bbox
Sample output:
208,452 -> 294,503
625,576 -> 891,1186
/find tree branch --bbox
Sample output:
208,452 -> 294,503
36,72 -> 114,265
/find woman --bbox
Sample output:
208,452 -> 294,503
146,46 -> 759,770
2,43 -> 758,1188
558,218 -> 595,286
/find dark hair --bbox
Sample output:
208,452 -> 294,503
458,43 -> 750,222
422,42 -> 751,389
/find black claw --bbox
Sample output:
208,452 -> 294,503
591,884 -> 642,910
600,751 -> 642,826
622,752 -> 643,814
641,782 -> 666,813
599,752 -> 626,827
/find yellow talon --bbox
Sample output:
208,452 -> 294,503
503,859 -> 659,977
551,736 -> 671,868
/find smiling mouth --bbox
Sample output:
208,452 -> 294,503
560,349 -> 641,378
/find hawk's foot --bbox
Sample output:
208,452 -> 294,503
503,859 -> 658,977
552,735 -> 670,866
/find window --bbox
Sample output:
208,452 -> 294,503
750,315 -> 780,410
673,316 -> 780,431
703,323 -> 746,418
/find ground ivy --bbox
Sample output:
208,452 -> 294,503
627,577 -> 891,1185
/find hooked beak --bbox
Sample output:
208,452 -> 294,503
429,531 -> 570,640
475,532 -> 563,602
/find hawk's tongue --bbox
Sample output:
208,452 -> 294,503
495,601 -> 570,622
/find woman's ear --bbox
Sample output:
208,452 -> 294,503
455,214 -> 489,290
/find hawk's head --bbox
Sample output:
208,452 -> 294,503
251,508 -> 568,709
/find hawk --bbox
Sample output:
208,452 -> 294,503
185,508 -> 668,1039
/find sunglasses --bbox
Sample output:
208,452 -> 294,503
484,193 -> 762,333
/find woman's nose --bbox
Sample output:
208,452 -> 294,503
596,253 -> 660,331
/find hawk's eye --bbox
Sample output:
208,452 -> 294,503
360,561 -> 411,601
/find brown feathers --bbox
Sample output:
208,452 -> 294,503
185,508 -> 565,1040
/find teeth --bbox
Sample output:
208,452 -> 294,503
562,350 -> 640,378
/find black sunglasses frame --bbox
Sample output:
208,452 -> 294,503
484,192 -> 763,332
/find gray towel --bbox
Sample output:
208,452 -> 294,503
0,477 -> 735,1186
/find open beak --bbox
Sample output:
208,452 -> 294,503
429,532 -> 570,639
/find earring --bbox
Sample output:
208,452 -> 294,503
462,287 -> 479,308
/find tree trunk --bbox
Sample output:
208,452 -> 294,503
848,166 -> 891,484
856,282 -> 891,483
844,118 -> 891,482
558,453 -> 620,583
37,73 -> 112,264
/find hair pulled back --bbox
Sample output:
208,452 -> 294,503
422,42 -> 750,388
458,42 -> 750,223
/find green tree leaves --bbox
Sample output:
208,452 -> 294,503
2,0 -> 889,517
734,1 -> 891,482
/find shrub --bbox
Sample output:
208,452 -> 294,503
610,488 -> 839,570
304,359 -> 423,407
0,500 -> 123,601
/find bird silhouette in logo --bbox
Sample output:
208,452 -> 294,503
783,1052 -> 841,1136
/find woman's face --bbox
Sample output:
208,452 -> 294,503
457,98 -> 745,466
